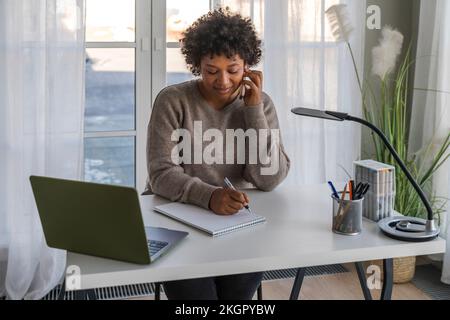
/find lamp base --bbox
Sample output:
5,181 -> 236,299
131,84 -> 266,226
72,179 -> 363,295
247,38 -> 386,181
378,216 -> 440,242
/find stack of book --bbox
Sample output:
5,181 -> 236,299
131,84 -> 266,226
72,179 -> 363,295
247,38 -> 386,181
354,160 -> 396,222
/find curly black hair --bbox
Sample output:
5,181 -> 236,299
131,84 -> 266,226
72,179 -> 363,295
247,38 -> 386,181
180,8 -> 262,76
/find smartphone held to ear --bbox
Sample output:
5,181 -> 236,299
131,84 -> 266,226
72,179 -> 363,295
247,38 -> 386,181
240,76 -> 251,99
240,82 -> 246,99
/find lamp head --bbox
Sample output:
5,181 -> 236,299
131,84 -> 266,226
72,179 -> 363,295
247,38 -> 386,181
291,107 -> 350,121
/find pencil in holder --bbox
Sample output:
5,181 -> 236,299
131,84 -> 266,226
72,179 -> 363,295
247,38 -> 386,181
331,193 -> 363,236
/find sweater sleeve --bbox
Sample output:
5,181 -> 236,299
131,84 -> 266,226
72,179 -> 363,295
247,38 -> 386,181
242,93 -> 290,191
146,88 -> 219,209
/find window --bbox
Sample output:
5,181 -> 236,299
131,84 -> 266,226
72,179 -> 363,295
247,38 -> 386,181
82,0 -> 342,191
84,0 -> 151,192
166,0 -> 209,85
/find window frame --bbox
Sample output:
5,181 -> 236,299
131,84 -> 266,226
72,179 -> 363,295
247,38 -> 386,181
83,0 -> 151,193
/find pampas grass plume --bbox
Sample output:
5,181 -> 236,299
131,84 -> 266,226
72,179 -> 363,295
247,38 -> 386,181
372,26 -> 404,79
325,4 -> 354,42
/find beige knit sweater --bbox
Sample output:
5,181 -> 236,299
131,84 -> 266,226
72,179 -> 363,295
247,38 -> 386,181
144,79 -> 290,209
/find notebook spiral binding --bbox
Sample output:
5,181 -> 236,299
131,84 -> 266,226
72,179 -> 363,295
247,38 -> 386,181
214,218 -> 266,237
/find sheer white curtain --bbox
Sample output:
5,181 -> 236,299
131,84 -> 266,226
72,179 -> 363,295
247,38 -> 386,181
410,0 -> 450,284
218,0 -> 366,185
0,0 -> 85,299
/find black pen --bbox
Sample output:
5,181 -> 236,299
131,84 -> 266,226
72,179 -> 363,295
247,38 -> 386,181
360,184 -> 370,197
355,183 -> 370,200
354,183 -> 363,198
224,177 -> 253,215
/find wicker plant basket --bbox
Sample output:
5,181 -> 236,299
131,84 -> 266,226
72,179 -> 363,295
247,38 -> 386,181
365,256 -> 416,284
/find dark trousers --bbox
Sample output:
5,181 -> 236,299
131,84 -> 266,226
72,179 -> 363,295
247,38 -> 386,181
163,272 -> 264,300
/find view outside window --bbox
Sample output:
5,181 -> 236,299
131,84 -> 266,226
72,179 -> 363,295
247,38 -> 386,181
84,0 -> 136,187
166,0 -> 210,85
86,0 -> 135,42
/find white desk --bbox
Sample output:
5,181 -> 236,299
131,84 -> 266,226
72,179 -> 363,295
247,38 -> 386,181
67,184 -> 445,298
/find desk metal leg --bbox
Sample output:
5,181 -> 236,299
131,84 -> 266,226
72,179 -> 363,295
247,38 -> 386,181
289,268 -> 306,300
155,282 -> 161,300
355,262 -> 372,300
381,258 -> 393,300
257,284 -> 263,300
355,259 -> 393,300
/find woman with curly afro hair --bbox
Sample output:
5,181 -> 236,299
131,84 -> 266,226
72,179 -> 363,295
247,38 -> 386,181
145,8 -> 290,300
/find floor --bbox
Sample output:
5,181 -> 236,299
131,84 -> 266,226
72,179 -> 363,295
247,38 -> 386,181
128,261 -> 432,300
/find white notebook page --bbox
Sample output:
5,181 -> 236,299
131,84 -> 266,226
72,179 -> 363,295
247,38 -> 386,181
154,202 -> 266,236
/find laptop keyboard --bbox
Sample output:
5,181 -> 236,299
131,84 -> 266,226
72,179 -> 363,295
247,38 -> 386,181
147,240 -> 169,256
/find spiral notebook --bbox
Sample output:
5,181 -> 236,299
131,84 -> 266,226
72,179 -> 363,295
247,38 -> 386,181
154,202 -> 266,237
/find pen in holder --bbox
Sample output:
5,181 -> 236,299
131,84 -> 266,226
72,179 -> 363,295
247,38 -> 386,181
332,192 -> 363,236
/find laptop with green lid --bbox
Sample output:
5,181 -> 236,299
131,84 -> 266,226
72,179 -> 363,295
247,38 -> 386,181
30,175 -> 188,265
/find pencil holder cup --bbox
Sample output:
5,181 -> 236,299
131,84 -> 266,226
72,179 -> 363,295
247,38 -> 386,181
331,193 -> 363,236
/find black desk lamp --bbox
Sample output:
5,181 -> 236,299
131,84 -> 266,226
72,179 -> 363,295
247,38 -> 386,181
291,107 -> 440,242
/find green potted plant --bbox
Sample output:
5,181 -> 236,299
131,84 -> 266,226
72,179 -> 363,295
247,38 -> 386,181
326,4 -> 450,283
